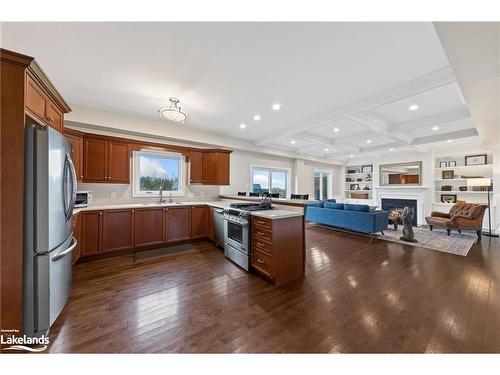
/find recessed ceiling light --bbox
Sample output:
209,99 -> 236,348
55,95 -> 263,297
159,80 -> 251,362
333,128 -> 340,133
291,140 -> 296,144
432,126 -> 440,131
239,123 -> 246,129
272,103 -> 281,111
366,139 -> 372,144
446,139 -> 453,143
324,148 -> 329,152
409,104 -> 419,111
349,154 -> 354,158
253,115 -> 261,121
389,148 -> 395,151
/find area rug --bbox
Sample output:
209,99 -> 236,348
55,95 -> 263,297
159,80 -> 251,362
375,226 -> 477,256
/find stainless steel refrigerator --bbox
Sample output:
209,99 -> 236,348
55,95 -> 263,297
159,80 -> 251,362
24,123 -> 78,338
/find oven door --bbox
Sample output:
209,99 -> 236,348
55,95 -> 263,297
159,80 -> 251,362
224,217 -> 249,254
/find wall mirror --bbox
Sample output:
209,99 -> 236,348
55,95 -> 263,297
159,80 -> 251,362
379,161 -> 422,186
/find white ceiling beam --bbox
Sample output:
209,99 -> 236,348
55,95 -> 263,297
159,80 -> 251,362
255,66 -> 456,146
412,128 -> 479,145
389,107 -> 471,133
294,133 -> 360,153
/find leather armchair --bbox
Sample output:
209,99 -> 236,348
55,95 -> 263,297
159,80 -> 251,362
425,203 -> 488,238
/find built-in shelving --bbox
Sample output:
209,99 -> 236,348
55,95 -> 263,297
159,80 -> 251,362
433,153 -> 493,205
344,164 -> 373,200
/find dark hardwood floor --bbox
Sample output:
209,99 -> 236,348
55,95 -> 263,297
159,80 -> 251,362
48,225 -> 500,353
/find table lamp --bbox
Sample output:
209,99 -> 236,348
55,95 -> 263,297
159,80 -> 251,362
467,178 -> 497,237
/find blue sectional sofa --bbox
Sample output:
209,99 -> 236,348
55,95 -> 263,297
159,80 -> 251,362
305,200 -> 389,235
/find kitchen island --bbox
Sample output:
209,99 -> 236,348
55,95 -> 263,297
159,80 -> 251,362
72,199 -> 305,286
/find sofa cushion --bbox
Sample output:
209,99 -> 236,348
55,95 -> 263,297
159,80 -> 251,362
344,204 -> 369,212
307,200 -> 324,208
324,202 -> 344,210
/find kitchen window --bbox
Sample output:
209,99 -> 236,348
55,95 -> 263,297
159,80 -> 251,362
314,170 -> 332,200
251,167 -> 289,198
132,150 -> 184,197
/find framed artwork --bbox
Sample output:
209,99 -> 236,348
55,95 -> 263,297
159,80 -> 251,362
442,170 -> 455,179
439,161 -> 447,168
448,161 -> 457,167
441,194 -> 457,204
465,154 -> 487,166
361,165 -> 373,173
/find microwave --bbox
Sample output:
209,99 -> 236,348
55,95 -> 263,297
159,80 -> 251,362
75,191 -> 93,208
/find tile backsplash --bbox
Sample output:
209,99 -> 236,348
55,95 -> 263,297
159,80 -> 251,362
77,182 -> 220,205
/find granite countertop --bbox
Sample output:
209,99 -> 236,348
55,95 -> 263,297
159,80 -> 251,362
73,199 -> 303,220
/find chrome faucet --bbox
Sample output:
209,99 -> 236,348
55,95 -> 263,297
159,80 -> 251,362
159,187 -> 165,203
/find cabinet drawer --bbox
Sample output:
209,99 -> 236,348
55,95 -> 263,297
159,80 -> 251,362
253,227 -> 272,242
252,249 -> 272,276
252,217 -> 272,231
253,237 -> 272,254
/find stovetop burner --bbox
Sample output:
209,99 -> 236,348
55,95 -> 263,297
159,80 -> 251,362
229,202 -> 274,211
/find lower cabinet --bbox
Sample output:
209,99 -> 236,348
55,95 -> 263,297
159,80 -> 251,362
81,211 -> 102,257
191,205 -> 208,239
134,208 -> 165,249
166,206 -> 191,243
103,209 -> 134,253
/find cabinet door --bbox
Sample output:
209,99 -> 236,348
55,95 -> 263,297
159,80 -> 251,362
84,138 -> 108,182
25,75 -> 47,121
189,151 -> 203,184
45,100 -> 63,132
217,152 -> 230,185
103,209 -> 134,253
66,134 -> 84,181
191,206 -> 208,239
165,207 -> 191,243
108,142 -> 129,183
202,152 -> 218,184
134,208 -> 165,248
81,211 -> 102,257
72,213 -> 81,264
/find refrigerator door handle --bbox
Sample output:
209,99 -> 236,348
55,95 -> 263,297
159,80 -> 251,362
67,155 -> 77,214
51,237 -> 77,262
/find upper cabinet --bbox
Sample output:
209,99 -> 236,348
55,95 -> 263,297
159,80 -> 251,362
83,136 -> 130,183
200,150 -> 231,185
24,67 -> 70,132
189,150 -> 203,184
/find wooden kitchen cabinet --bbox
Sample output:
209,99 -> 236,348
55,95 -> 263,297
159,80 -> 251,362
103,209 -> 134,253
207,207 -> 215,241
25,74 -> 68,132
108,141 -> 130,183
201,151 -> 230,185
81,211 -> 102,257
191,205 -> 208,239
72,212 -> 81,264
189,150 -> 203,184
134,208 -> 165,248
165,206 -> 191,243
64,129 -> 84,181
83,136 -> 129,183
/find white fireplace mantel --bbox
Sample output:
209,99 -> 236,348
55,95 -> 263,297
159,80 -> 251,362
375,186 -> 430,225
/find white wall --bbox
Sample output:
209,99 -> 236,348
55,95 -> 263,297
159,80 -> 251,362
219,150 -> 343,199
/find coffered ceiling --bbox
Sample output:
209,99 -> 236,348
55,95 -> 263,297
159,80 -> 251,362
0,22 -> 481,161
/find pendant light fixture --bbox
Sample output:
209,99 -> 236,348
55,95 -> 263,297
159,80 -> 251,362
159,97 -> 188,122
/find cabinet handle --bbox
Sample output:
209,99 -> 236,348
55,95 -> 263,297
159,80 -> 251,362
257,258 -> 264,264
131,210 -> 134,213
99,212 -> 102,216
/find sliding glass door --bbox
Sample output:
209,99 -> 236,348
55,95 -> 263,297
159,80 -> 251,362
314,170 -> 332,200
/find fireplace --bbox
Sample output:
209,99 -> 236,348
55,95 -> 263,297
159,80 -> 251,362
381,198 -> 418,226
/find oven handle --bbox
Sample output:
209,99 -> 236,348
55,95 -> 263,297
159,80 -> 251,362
223,216 -> 249,226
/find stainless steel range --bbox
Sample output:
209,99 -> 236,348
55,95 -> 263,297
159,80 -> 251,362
223,201 -> 274,270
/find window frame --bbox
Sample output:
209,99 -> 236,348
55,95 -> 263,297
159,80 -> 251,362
132,149 -> 185,198
250,165 -> 290,198
313,169 -> 333,200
